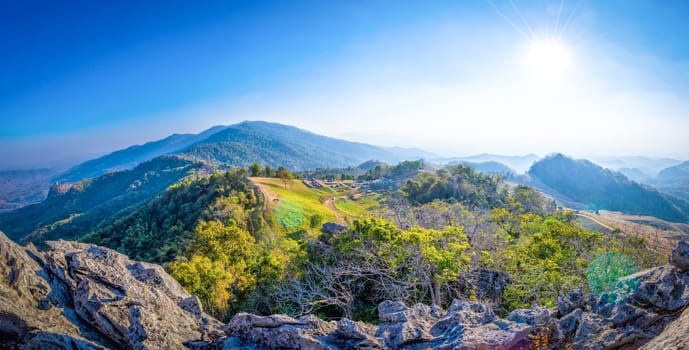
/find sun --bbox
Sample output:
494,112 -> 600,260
524,38 -> 573,81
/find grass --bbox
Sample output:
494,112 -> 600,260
251,177 -> 382,233
275,197 -> 305,229
252,178 -> 336,231
333,194 -> 380,217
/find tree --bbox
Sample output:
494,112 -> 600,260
249,163 -> 262,177
277,167 -> 293,189
169,220 -> 258,320
309,214 -> 323,229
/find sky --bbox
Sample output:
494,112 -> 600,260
1,0 -> 689,169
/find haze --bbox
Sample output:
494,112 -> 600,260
2,0 -> 689,169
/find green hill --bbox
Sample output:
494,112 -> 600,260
81,169 -> 263,263
181,121 -> 426,170
0,156 -> 205,243
56,125 -> 227,183
527,154 -> 689,223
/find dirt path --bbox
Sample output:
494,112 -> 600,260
248,177 -> 280,210
575,212 -> 616,231
324,196 -> 347,225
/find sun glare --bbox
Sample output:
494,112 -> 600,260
524,39 -> 572,81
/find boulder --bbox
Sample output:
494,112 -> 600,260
669,241 -> 689,272
0,231 -> 222,349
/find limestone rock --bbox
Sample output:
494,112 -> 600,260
669,241 -> 689,273
0,231 -> 222,349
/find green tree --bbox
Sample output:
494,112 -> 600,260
277,167 -> 293,189
249,162 -> 262,177
169,220 -> 258,320
309,214 -> 324,229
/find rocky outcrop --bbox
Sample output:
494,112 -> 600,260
0,231 -> 222,349
3,229 -> 689,350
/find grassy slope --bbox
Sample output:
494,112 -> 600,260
333,195 -> 380,217
250,177 -> 379,232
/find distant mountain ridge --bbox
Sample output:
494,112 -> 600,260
0,156 -> 205,243
526,154 -> 689,223
181,121 -> 428,170
1,121 -> 432,212
650,161 -> 689,202
56,125 -> 228,183
58,121 -> 431,184
434,153 -> 539,173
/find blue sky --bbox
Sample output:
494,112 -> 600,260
1,0 -> 688,169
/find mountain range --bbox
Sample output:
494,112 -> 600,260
1,121 -> 688,244
0,121 -> 431,212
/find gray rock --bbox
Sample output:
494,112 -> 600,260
669,241 -> 689,272
224,313 -> 336,349
557,287 -> 589,315
0,231 -> 222,349
507,305 -> 553,326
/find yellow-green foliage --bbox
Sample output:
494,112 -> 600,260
169,220 -> 258,319
323,218 -> 472,307
498,216 -> 605,310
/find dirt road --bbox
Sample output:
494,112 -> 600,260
324,196 -> 347,224
248,177 -> 280,209
575,212 -> 616,231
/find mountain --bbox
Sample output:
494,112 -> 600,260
0,156 -> 205,244
588,155 -> 682,179
56,125 -> 228,183
651,161 -> 689,202
435,153 -> 539,173
2,121 -> 430,213
526,154 -> 689,223
657,161 -> 689,181
58,121 -> 430,183
0,169 -> 57,213
181,121 -> 425,169
617,167 -> 651,183
449,161 -> 515,175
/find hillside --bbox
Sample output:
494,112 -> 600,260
0,156 -> 205,244
435,153 -> 539,173
589,155 -> 681,179
527,154 -> 689,223
651,161 -> 689,201
450,160 -> 515,175
56,125 -> 228,183
181,121 -> 426,170
81,169 -> 261,263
